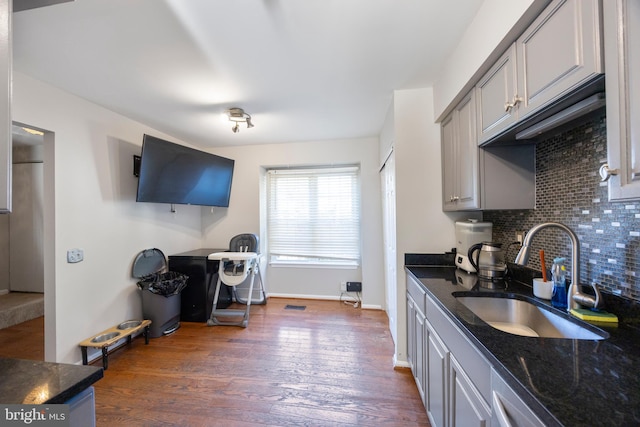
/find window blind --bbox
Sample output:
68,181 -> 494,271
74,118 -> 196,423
266,166 -> 361,266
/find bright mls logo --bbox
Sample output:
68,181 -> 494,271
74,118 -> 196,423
1,405 -> 69,426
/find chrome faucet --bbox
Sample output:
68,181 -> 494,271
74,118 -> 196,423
514,222 -> 602,312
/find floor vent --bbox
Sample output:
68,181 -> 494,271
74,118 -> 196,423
284,304 -> 306,310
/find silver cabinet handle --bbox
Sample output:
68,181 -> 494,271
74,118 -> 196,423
599,164 -> 619,182
512,95 -> 522,107
492,391 -> 513,427
504,95 -> 522,112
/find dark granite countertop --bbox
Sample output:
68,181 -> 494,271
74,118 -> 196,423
405,263 -> 640,426
0,358 -> 103,404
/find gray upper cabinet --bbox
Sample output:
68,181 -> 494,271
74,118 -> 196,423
476,44 -> 518,144
0,0 -> 10,213
516,0 -> 603,118
477,0 -> 603,145
442,90 -> 535,212
603,0 -> 640,201
441,91 -> 480,211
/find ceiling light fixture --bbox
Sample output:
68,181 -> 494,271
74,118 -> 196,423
22,127 -> 44,136
225,108 -> 254,133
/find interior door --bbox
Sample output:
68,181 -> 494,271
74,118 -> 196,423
380,150 -> 397,342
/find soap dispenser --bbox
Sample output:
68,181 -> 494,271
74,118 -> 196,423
551,257 -> 568,309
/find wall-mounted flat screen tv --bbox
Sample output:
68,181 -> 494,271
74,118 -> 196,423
136,134 -> 234,207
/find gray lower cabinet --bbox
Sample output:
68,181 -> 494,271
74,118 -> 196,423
603,0 -> 640,201
407,277 -> 545,427
407,275 -> 427,403
66,386 -> 96,427
425,293 -> 491,427
426,320 -> 447,427
449,356 -> 491,427
407,295 -> 415,376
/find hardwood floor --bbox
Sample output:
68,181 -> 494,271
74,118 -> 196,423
0,315 -> 44,360
0,298 -> 430,426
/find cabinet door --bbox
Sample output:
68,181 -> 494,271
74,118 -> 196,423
441,92 -> 479,211
441,113 -> 458,211
477,44 -> 518,144
407,296 -> 416,374
414,306 -> 426,403
449,356 -> 491,427
604,0 -> 640,200
426,321 -> 448,427
455,92 -> 479,210
491,369 -> 545,427
516,0 -> 603,119
407,294 -> 427,403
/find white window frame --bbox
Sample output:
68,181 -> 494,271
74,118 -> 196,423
266,165 -> 361,268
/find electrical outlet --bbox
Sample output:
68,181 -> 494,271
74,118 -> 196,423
67,248 -> 84,263
515,231 -> 525,244
346,281 -> 362,292
340,281 -> 347,292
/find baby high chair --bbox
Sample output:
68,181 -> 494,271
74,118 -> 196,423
228,233 -> 266,305
206,234 -> 264,327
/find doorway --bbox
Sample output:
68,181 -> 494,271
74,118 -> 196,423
0,123 -> 49,359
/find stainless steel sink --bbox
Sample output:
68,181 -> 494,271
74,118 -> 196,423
453,294 -> 608,340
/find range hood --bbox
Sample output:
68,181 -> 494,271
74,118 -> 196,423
515,92 -> 606,140
481,75 -> 606,146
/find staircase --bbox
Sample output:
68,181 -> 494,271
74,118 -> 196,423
0,292 -> 44,329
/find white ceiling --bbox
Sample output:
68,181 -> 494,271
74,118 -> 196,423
12,0 -> 484,148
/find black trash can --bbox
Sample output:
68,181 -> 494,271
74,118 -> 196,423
133,248 -> 188,338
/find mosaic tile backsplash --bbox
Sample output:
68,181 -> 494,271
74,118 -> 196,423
484,112 -> 640,301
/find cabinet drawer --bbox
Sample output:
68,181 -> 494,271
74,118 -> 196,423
407,276 -> 426,314
426,294 -> 491,405
491,369 -> 546,427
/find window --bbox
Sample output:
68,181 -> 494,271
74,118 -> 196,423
267,166 -> 361,267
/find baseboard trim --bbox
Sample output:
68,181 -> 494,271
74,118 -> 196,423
0,289 -> 9,296
394,359 -> 410,369
267,293 -> 382,310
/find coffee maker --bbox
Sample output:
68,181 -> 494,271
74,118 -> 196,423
454,220 -> 493,273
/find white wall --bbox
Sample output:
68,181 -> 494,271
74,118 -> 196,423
379,98 -> 394,167
388,88 -> 480,365
13,72 -> 205,363
433,0 -> 544,121
11,71 -> 386,362
202,138 -> 386,308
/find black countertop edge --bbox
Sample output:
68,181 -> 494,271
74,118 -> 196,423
51,366 -> 104,404
404,252 -> 455,267
0,358 -> 104,405
405,264 -> 640,427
